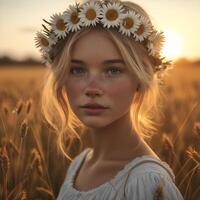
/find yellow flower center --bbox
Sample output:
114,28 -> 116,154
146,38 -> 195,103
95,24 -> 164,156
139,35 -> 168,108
135,24 -> 145,35
56,19 -> 66,31
71,12 -> 80,24
86,9 -> 96,20
123,17 -> 134,29
106,9 -> 118,21
40,37 -> 49,47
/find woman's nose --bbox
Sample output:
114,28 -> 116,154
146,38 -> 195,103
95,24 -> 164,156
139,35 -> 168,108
84,76 -> 103,98
85,88 -> 103,98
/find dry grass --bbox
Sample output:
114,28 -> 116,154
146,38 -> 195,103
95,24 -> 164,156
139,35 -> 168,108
0,65 -> 200,199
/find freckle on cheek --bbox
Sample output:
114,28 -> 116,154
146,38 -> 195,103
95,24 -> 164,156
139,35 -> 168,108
110,83 -> 131,94
108,83 -> 136,103
67,82 -> 83,97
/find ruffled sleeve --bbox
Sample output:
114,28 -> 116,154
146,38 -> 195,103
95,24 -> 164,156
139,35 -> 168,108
124,171 -> 184,200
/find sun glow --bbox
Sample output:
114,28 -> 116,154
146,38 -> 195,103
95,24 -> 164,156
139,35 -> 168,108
161,30 -> 183,59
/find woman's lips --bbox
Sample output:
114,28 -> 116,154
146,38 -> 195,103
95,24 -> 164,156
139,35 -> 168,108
80,106 -> 108,115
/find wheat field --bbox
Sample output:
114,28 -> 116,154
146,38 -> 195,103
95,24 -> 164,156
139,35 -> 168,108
0,64 -> 200,200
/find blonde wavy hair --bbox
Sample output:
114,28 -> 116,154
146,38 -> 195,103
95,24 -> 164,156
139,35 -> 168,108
41,0 -> 165,161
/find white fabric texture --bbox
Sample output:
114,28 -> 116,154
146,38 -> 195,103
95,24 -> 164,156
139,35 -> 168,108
57,148 -> 184,200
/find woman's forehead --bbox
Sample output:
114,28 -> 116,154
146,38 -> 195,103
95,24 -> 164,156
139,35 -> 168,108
70,58 -> 125,66
70,30 -> 123,62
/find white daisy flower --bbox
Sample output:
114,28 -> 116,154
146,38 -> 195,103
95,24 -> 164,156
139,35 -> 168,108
100,2 -> 125,28
147,31 -> 165,56
50,13 -> 69,39
133,16 -> 152,42
34,32 -> 53,53
64,4 -> 83,32
119,11 -> 140,37
79,1 -> 102,27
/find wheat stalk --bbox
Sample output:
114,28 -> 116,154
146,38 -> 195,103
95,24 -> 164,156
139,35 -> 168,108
0,147 -> 10,200
12,100 -> 24,115
183,167 -> 197,200
25,98 -> 32,115
154,182 -> 164,200
161,133 -> 176,167
20,119 -> 29,139
15,119 -> 30,185
178,164 -> 199,189
193,121 -> 200,138
0,113 -> 7,137
36,187 -> 55,200
186,146 -> 200,165
13,191 -> 27,200
5,139 -> 20,156
174,102 -> 200,145
30,148 -> 43,177
8,155 -> 34,199
3,105 -> 9,116
30,125 -> 55,193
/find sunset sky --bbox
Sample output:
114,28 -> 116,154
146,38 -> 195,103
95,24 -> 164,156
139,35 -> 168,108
0,0 -> 200,61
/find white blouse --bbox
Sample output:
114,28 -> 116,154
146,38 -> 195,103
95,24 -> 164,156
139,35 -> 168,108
57,148 -> 184,200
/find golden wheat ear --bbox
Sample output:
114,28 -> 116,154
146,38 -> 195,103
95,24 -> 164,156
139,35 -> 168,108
153,182 -> 164,200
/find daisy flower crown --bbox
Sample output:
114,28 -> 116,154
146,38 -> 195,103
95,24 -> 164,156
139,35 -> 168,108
35,0 -> 171,80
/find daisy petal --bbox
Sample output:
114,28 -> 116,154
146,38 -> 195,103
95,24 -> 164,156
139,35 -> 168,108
34,32 -> 53,53
79,1 -> 102,27
100,2 -> 124,28
133,16 -> 152,42
50,13 -> 69,39
64,4 -> 83,32
147,31 -> 165,56
119,11 -> 140,37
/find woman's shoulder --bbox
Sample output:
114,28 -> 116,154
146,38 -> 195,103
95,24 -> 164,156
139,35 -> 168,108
118,155 -> 184,200
125,155 -> 175,180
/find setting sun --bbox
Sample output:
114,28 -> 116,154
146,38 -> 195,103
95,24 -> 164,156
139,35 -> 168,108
161,30 -> 183,59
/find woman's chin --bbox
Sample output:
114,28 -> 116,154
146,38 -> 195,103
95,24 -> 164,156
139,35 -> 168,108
80,118 -> 111,129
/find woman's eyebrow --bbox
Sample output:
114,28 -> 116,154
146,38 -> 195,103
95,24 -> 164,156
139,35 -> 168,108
70,59 -> 125,65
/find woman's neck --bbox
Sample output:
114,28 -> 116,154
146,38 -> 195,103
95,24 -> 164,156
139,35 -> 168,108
88,111 -> 142,162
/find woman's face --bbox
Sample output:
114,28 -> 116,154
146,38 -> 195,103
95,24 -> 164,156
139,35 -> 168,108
65,30 -> 139,128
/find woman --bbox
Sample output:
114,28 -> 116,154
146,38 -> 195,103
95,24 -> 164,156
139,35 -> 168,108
35,0 -> 184,199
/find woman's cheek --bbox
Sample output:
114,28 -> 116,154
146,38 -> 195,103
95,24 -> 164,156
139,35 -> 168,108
107,81 -> 135,98
66,79 -> 83,97
66,81 -> 79,107
107,82 -> 136,109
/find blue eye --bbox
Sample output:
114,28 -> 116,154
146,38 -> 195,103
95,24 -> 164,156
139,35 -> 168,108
70,67 -> 86,75
69,66 -> 122,77
107,67 -> 122,76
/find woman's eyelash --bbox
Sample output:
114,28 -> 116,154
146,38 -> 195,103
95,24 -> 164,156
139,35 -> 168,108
69,66 -> 123,75
106,67 -> 122,74
70,67 -> 85,74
